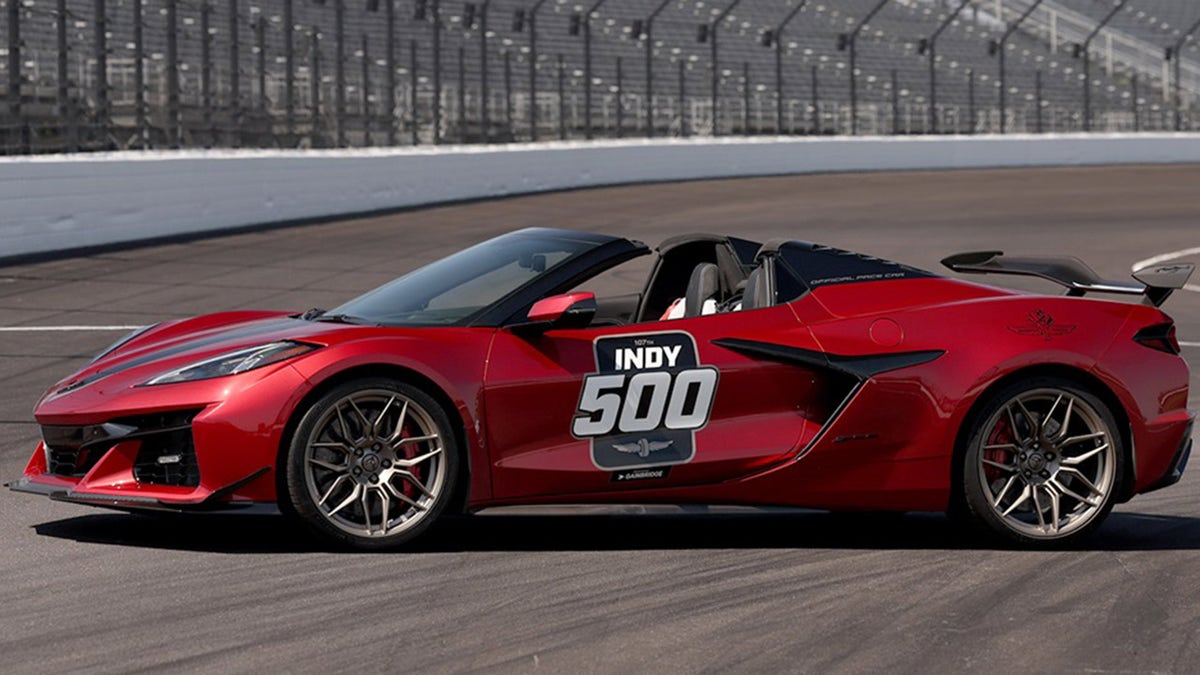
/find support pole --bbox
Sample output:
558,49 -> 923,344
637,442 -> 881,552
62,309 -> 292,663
556,53 -> 565,140
409,39 -> 418,144
479,0 -> 490,141
7,0 -> 20,148
991,0 -> 1045,134
58,0 -> 76,150
362,33 -> 371,146
334,0 -> 346,146
310,29 -> 321,146
228,0 -> 240,146
642,0 -> 671,137
202,4 -> 214,144
167,0 -> 180,147
526,0 -> 550,141
767,0 -> 810,135
95,0 -> 110,148
844,0 -> 890,135
1077,0 -> 1130,132
133,0 -> 147,147
384,0 -> 396,144
707,0 -> 744,136
921,0 -> 969,134
615,55 -> 623,137
1167,15 -> 1200,131
284,0 -> 295,136
581,0 -> 609,140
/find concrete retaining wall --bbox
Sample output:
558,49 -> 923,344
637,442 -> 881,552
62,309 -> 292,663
3,133 -> 1199,261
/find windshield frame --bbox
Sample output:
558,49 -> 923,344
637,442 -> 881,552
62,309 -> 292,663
324,228 -> 649,328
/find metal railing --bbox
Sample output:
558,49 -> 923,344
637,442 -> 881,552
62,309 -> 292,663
0,0 -> 1198,155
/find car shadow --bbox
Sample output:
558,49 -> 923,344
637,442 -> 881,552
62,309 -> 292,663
30,508 -> 1200,554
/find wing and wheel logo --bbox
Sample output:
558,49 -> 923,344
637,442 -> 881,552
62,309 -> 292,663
572,331 -> 718,474
1008,309 -> 1076,341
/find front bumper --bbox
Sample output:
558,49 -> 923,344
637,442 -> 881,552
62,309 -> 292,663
12,363 -> 313,512
7,469 -> 277,514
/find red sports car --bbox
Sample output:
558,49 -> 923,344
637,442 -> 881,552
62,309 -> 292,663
9,228 -> 1195,548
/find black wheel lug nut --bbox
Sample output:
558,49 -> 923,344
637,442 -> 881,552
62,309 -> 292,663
355,449 -> 363,457
1041,470 -> 1050,478
382,459 -> 391,469
369,474 -> 379,483
352,467 -> 362,476
372,444 -> 381,451
1019,453 -> 1027,461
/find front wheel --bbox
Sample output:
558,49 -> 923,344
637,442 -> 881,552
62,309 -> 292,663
960,377 -> 1124,546
284,378 -> 459,550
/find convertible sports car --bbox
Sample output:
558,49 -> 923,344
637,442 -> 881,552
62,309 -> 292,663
9,228 -> 1195,548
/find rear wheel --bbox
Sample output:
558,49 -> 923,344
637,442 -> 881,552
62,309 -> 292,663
960,377 -> 1123,546
284,378 -> 459,550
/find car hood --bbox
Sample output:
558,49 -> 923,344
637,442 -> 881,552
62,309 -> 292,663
40,311 -> 376,405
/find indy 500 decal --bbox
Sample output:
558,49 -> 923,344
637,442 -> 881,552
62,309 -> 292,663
572,332 -> 718,473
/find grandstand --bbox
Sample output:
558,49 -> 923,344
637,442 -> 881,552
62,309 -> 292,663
0,0 -> 1198,152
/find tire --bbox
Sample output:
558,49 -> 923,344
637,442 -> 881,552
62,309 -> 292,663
283,377 -> 460,550
959,376 -> 1124,547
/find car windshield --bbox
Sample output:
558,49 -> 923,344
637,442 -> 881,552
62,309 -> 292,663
325,228 -> 606,326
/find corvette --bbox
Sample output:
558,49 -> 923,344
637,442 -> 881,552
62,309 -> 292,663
9,228 -> 1195,548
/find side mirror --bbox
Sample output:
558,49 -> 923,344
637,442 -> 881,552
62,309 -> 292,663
522,292 -> 597,333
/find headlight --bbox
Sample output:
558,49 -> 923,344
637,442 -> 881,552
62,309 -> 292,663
143,341 -> 318,385
91,323 -> 157,364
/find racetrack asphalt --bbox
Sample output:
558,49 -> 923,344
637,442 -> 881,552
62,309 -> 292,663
2,164 -> 1200,673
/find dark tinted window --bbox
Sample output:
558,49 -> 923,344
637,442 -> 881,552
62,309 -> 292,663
774,258 -> 809,303
778,242 -> 934,289
329,229 -> 602,325
729,237 -> 762,267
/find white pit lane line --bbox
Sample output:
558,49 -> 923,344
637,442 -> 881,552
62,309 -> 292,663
1132,246 -> 1200,293
0,325 -> 144,332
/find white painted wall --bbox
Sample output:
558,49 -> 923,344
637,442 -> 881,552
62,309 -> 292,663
2,133 -> 1199,260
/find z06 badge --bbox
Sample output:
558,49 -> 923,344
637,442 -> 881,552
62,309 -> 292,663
572,331 -> 718,471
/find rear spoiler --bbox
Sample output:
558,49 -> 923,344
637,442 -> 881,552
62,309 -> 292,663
941,251 -> 1194,307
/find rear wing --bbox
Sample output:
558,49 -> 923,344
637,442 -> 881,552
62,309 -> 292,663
941,251 -> 1194,307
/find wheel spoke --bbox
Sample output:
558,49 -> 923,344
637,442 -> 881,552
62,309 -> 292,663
1061,443 -> 1108,466
318,474 -> 349,507
1046,485 -> 1061,534
1000,484 -> 1032,517
1059,466 -> 1105,497
1031,486 -> 1046,529
982,458 -> 1017,472
308,457 -> 349,473
1014,399 -> 1039,437
385,480 -> 426,511
348,398 -> 373,432
387,400 -> 411,444
983,443 -> 1020,452
373,396 -> 396,438
1052,397 -> 1075,442
312,441 -> 354,453
327,484 -> 361,517
377,485 -> 392,534
394,447 -> 443,467
361,487 -> 373,534
1005,405 -> 1028,445
1042,394 -> 1064,435
335,405 -> 355,444
1059,431 -> 1106,447
396,433 -> 439,447
1050,477 -> 1097,507
992,474 -> 1019,507
394,469 -> 436,499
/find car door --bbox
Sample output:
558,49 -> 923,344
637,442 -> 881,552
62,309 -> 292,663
482,302 -> 830,500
